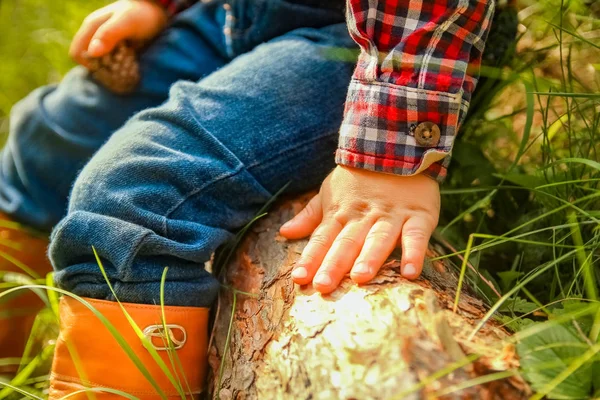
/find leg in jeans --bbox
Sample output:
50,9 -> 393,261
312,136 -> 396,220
0,2 -> 229,231
0,0 -> 228,367
50,22 -> 357,308
48,20 -> 356,398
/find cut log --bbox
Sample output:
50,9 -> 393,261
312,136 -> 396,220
207,195 -> 531,399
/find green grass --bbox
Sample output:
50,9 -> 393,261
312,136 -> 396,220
0,0 -> 599,398
0,0 -> 109,135
437,0 -> 600,396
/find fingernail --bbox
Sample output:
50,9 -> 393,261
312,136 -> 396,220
291,267 -> 308,279
403,263 -> 417,277
314,274 -> 332,287
353,263 -> 371,275
88,39 -> 104,56
281,220 -> 293,229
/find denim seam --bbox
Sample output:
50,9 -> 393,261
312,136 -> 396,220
245,130 -> 337,170
38,84 -> 106,149
162,166 -> 244,235
162,162 -> 278,241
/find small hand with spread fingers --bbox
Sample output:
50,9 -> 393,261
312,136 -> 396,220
69,0 -> 168,67
280,165 -> 440,294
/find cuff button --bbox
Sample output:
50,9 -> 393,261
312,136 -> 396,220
414,122 -> 441,147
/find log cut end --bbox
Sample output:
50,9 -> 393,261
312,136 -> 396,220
208,196 -> 531,399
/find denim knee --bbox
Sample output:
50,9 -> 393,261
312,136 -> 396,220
50,158 -> 225,307
48,112 -> 273,307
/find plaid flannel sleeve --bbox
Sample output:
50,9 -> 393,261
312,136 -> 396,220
336,0 -> 495,182
153,0 -> 197,16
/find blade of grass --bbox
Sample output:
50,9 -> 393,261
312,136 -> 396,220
213,181 -> 290,273
0,249 -> 42,279
0,271 -> 48,307
468,249 -> 578,340
442,80 -> 534,232
92,247 -> 183,399
0,284 -> 169,400
0,345 -> 54,400
512,303 -> 599,343
496,298 -> 596,330
568,211 -> 598,301
546,21 -> 600,50
531,92 -> 600,98
453,233 -> 474,313
427,370 -> 517,399
216,289 -> 237,399
529,342 -> 600,400
159,267 -> 193,398
0,382 -> 42,400
45,271 -> 60,318
17,310 -> 51,375
387,354 -> 481,400
59,387 -> 141,400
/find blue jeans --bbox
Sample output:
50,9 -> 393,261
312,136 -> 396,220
1,0 -> 355,307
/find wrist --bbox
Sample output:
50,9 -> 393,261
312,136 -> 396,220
143,0 -> 179,18
336,164 -> 440,187
129,0 -> 169,19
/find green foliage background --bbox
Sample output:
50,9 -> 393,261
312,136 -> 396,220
0,0 -> 109,135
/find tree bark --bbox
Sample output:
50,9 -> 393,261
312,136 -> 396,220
207,195 -> 531,400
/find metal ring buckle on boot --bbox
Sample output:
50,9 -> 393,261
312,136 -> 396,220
143,324 -> 187,350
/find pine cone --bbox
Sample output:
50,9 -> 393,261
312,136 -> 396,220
87,42 -> 140,95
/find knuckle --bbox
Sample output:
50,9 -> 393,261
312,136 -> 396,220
317,263 -> 335,274
326,202 -> 340,214
330,202 -> 376,226
402,229 -> 429,242
298,254 -> 316,267
336,235 -> 359,248
405,207 -> 440,227
366,230 -> 393,243
405,204 -> 433,215
352,200 -> 371,215
308,233 -> 330,249
299,248 -> 323,266
331,211 -> 350,226
381,202 -> 395,215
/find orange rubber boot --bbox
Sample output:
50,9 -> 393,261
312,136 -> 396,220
49,297 -> 209,399
0,213 -> 53,371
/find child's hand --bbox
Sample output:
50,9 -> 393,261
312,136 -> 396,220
70,0 -> 168,67
280,165 -> 440,294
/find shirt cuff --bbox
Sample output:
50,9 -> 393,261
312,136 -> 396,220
336,79 -> 469,183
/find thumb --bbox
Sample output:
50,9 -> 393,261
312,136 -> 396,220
88,14 -> 135,57
280,194 -> 323,240
400,216 -> 433,279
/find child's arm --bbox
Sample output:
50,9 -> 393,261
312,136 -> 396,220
281,0 -> 495,294
69,0 -> 169,67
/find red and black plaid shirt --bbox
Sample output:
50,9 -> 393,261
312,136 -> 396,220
156,0 -> 494,182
